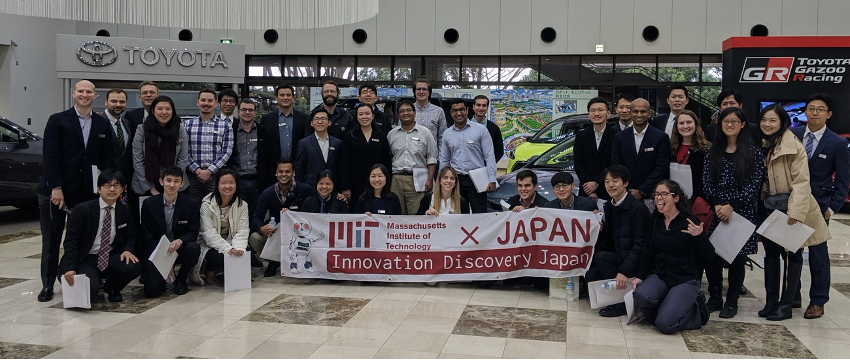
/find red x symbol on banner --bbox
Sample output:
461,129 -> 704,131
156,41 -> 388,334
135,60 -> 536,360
461,226 -> 479,245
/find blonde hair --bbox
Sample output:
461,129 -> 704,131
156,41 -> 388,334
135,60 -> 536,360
433,166 -> 461,213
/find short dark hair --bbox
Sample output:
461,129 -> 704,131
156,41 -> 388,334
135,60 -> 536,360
322,80 -> 340,94
218,88 -> 238,103
398,100 -> 416,111
550,172 -> 575,186
160,166 -> 184,180
358,83 -> 377,96
806,92 -> 834,111
616,93 -> 636,104
198,88 -> 216,100
473,95 -> 490,106
716,88 -> 743,107
587,97 -> 609,111
354,103 -> 374,114
138,81 -> 158,91
365,164 -> 392,199
667,84 -> 689,99
97,168 -> 126,188
516,169 -> 538,185
106,88 -> 127,99
277,157 -> 294,168
603,164 -> 630,183
238,98 -> 256,108
310,108 -> 330,121
275,84 -> 295,97
449,98 -> 466,106
414,78 -> 433,97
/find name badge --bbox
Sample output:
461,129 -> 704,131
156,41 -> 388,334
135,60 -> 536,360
466,140 -> 474,144
341,127 -> 346,131
211,130 -> 218,134
378,210 -> 386,214
818,154 -> 827,159
411,137 -> 420,141
644,147 -> 655,152
329,147 -> 336,151
372,139 -> 380,142
98,133 -> 106,138
117,223 -> 127,229
249,138 -> 258,142
279,122 -> 287,127
178,220 -> 188,224
290,206 -> 299,210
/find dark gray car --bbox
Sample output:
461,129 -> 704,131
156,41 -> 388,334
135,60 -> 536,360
0,117 -> 43,208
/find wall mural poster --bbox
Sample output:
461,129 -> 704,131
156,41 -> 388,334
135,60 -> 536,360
489,89 -> 553,152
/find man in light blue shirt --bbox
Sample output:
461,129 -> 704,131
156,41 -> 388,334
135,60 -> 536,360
439,99 -> 496,213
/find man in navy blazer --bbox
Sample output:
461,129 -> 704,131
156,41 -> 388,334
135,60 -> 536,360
258,84 -> 309,190
140,166 -> 201,297
37,80 -> 115,302
58,169 -> 141,303
611,98 -> 670,203
791,93 -> 850,319
124,81 -> 159,128
295,108 -> 341,188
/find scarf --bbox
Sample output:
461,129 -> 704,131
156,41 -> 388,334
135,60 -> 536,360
144,126 -> 177,183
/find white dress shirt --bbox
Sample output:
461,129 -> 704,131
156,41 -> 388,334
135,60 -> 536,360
90,198 -> 117,255
664,113 -> 676,137
633,126 -> 647,154
804,125 -> 827,154
105,111 -> 129,150
315,133 -> 330,162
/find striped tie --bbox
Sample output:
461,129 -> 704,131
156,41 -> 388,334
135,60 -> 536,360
97,206 -> 113,271
806,132 -> 815,159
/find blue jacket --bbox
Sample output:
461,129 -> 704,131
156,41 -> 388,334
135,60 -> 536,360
791,126 -> 850,214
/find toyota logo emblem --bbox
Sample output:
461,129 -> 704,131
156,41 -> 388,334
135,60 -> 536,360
76,41 -> 117,67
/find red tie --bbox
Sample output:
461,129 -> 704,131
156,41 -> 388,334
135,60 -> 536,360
97,206 -> 113,271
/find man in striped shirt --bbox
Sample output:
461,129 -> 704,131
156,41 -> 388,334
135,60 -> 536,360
184,88 -> 234,202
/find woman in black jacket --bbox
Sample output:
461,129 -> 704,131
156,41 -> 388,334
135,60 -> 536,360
301,170 -> 349,214
339,104 -> 393,212
633,180 -> 715,334
417,166 -> 470,215
355,164 -> 402,215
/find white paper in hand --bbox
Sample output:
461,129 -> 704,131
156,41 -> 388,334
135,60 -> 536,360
756,210 -> 814,252
669,163 -> 693,198
468,167 -> 491,193
148,235 -> 178,280
62,275 -> 91,309
413,168 -> 429,192
138,196 -> 151,216
587,279 -> 633,309
91,166 -> 101,193
224,250 -> 252,292
259,227 -> 281,261
709,211 -> 756,263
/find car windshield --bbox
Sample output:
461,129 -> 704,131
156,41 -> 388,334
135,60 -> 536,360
527,121 -> 574,144
530,136 -> 575,170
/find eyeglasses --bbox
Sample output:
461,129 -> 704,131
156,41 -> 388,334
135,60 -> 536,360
553,184 -> 572,190
100,183 -> 123,190
653,192 -> 671,199
398,108 -> 415,114
322,90 -> 338,95
220,99 -> 236,104
238,108 -> 256,112
806,107 -> 829,114
312,117 -> 329,122
721,119 -> 742,125
589,108 -> 608,113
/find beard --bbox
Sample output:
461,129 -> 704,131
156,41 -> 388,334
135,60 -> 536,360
323,94 -> 338,106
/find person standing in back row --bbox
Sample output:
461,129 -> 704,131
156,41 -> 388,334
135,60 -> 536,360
439,99 -> 496,213
611,98 -> 670,208
575,97 -> 618,201
184,89 -> 233,202
414,78 -> 447,153
259,84 -> 309,190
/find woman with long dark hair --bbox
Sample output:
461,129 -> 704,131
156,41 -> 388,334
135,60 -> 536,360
757,104 -> 830,320
301,170 -> 349,214
195,169 -> 249,286
131,95 -> 189,195
632,180 -> 714,333
339,103 -> 393,212
702,107 -> 765,318
354,164 -> 402,215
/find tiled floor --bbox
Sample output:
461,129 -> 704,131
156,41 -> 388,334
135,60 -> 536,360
1,215 -> 850,358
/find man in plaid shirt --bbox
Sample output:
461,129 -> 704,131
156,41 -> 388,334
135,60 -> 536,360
184,88 -> 234,201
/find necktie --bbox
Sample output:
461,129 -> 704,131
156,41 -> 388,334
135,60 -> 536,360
806,132 -> 815,159
97,206 -> 113,271
115,121 -> 125,153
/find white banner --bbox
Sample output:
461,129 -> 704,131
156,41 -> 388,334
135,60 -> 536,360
273,208 -> 600,282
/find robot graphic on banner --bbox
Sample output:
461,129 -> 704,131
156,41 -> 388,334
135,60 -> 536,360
288,221 -> 325,273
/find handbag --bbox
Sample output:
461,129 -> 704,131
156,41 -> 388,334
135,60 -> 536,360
764,193 -> 790,212
691,196 -> 714,235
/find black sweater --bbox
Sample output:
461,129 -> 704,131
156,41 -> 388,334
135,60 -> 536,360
637,212 -> 715,286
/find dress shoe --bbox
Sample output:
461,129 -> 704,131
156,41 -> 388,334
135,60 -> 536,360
804,304 -> 824,319
767,304 -> 792,321
104,285 -> 123,302
264,262 -> 281,277
792,300 -> 802,309
706,294 -> 723,313
718,303 -> 737,318
599,303 -> 627,317
174,281 -> 189,295
740,285 -> 748,295
696,291 -> 710,325
37,287 -> 53,302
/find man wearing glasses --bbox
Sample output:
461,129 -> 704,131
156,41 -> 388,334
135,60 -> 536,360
295,108 -> 341,188
313,80 -> 354,140
543,172 -> 599,211
791,93 -> 850,319
414,78 -> 447,153
440,99 -> 497,213
218,89 -> 239,124
227,99 -> 266,216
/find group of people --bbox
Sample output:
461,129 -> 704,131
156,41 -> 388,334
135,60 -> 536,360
564,87 -> 849,334
36,79 -> 849,337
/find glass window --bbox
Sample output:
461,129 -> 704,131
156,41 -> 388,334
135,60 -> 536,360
283,56 -> 317,77
394,57 -> 422,82
583,55 -> 615,82
500,56 -> 539,82
658,55 -> 701,83
701,55 -> 723,83
425,57 -> 460,82
357,57 -> 393,82
614,55 -> 655,81
463,57 -> 499,83
248,56 -> 282,77
320,56 -> 355,80
246,85 -> 279,115
540,56 -> 581,83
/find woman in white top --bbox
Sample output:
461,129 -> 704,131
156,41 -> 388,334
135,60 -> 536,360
194,168 -> 249,285
418,166 -> 470,215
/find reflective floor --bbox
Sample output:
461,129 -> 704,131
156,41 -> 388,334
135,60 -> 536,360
1,214 -> 849,359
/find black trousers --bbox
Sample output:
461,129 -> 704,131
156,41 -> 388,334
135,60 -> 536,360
206,250 -> 225,271
142,241 -> 201,297
39,194 -> 67,289
705,254 -> 747,303
187,171 -> 215,203
585,251 -> 620,282
457,174 -> 487,213
75,254 -> 142,300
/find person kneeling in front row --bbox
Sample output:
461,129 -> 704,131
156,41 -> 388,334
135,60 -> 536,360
59,169 -> 142,302
195,169 -> 250,285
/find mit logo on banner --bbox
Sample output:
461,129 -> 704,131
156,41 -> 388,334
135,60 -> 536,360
740,57 -> 794,82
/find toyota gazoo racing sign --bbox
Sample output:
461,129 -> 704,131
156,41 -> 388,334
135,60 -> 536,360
740,56 -> 849,84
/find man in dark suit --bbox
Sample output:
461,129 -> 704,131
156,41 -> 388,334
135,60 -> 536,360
37,80 -> 115,302
58,169 -> 141,302
791,93 -> 850,319
575,97 -> 619,201
471,95 -> 504,162
140,166 -> 200,297
295,108 -> 341,188
258,84 -> 309,190
611,98 -> 670,206
652,85 -> 689,138
103,89 -> 135,181
227,99 -> 267,216
346,84 -> 392,135
307,80 -> 356,140
543,172 -> 599,211
124,81 -> 158,128
506,170 -> 548,211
